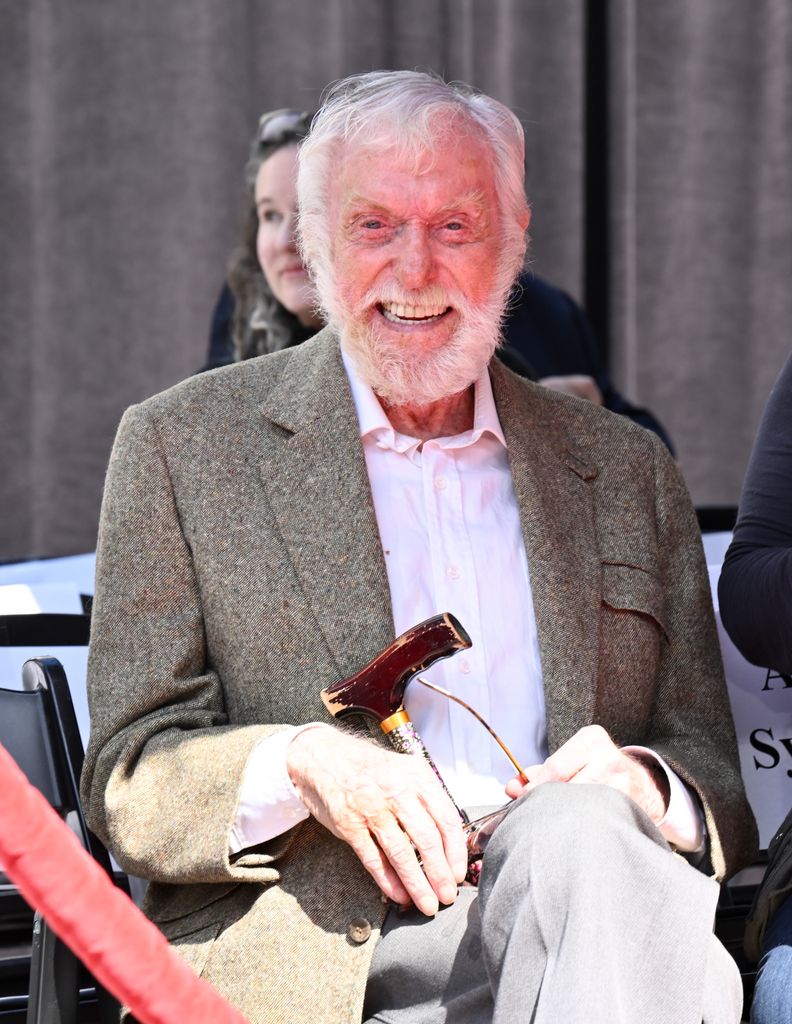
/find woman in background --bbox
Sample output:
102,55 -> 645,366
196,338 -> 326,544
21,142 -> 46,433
203,108 -> 321,371
719,354 -> 792,1024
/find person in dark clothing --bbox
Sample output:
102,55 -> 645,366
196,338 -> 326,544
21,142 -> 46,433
221,108 -> 322,367
500,275 -> 672,447
719,354 -> 792,672
718,352 -> 792,1024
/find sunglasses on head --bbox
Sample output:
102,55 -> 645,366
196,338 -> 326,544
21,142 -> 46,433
256,108 -> 312,148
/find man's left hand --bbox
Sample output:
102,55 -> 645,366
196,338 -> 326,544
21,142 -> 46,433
504,725 -> 670,823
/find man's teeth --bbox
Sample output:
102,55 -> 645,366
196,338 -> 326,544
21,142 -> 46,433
381,302 -> 448,323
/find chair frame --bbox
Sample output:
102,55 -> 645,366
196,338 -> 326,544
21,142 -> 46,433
0,657 -> 119,1023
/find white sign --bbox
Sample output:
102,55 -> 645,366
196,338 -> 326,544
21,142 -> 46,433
706,543 -> 792,849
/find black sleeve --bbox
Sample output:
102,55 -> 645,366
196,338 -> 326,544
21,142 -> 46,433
718,353 -> 792,672
561,293 -> 675,453
197,282 -> 235,373
501,274 -> 675,453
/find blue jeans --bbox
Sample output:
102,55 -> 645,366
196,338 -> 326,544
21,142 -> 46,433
752,893 -> 792,1024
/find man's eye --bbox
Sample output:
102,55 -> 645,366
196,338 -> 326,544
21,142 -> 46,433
444,221 -> 463,231
362,219 -> 385,230
260,210 -> 282,224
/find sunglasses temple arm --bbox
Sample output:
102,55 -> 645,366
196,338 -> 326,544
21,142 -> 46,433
415,676 -> 529,784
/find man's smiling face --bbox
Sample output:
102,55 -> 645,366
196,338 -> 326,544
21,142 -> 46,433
327,128 -> 518,406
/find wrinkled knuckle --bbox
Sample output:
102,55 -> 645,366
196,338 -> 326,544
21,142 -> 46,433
438,812 -> 463,835
388,843 -> 419,872
414,830 -> 442,855
357,848 -> 385,874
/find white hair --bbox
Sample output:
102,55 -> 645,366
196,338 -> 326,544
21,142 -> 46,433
297,69 -> 530,323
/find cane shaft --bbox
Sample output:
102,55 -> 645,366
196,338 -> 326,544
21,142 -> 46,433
383,720 -> 468,825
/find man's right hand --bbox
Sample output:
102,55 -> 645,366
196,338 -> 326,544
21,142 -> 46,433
286,727 -> 467,916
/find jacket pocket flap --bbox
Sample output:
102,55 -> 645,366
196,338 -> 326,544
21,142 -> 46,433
602,562 -> 666,635
145,881 -> 239,925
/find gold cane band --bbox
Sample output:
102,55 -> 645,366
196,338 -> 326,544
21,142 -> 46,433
380,709 -> 410,734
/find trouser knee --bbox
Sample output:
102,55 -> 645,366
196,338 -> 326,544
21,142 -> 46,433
481,782 -> 666,889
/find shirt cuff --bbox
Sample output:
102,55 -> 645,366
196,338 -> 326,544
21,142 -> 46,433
229,723 -> 328,854
621,745 -> 705,853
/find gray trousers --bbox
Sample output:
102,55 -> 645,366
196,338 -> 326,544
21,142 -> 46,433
363,783 -> 742,1024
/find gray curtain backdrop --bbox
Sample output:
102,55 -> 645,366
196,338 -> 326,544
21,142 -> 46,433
609,0 -> 792,506
1,0 -> 790,559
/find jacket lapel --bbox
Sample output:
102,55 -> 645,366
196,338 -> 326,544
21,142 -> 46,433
259,330 -> 394,681
490,361 -> 601,752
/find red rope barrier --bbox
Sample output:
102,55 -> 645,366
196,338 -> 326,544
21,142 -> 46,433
0,742 -> 248,1024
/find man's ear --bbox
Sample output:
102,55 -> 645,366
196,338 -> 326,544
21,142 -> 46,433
521,205 -> 532,233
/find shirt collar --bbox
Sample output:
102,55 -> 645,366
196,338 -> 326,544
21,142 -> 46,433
340,344 -> 507,455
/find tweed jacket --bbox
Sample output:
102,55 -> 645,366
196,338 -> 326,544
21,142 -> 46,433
81,328 -> 757,1023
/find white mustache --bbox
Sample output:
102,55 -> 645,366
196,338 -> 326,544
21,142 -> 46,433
361,283 -> 456,311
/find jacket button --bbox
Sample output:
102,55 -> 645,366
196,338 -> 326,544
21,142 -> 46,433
347,917 -> 372,944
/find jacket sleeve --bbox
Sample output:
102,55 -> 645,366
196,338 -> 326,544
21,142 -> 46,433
80,403 -> 289,886
649,438 -> 758,880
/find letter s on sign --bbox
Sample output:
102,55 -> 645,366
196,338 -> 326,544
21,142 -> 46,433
750,728 -> 781,771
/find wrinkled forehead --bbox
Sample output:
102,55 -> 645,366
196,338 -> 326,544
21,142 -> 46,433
332,104 -> 489,163
332,125 -> 498,213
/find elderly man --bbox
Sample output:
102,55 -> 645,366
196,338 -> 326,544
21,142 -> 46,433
82,71 -> 756,1023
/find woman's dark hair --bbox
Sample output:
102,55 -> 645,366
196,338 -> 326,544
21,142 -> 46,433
226,110 -> 316,360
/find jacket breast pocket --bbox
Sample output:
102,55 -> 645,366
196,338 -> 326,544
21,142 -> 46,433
597,562 -> 668,737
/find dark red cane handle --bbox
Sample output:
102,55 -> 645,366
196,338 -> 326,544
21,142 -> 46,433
320,612 -> 471,722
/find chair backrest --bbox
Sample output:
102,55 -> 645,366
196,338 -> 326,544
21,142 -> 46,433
0,613 -> 93,752
0,656 -> 118,1023
0,616 -> 90,649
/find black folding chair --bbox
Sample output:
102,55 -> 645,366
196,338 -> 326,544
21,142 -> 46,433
0,657 -> 119,1023
0,618 -> 90,649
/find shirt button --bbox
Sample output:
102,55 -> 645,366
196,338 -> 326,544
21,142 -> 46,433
434,476 -> 447,491
446,565 -> 460,581
347,918 -> 372,944
459,658 -> 472,675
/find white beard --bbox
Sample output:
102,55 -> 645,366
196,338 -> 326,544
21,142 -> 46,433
330,272 -> 517,408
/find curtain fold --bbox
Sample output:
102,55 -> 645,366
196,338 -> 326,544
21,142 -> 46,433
608,0 -> 792,503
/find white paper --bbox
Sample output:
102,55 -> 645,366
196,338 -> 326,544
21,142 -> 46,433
0,582 -> 84,615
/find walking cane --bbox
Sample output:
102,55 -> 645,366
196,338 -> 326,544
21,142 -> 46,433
319,613 -> 529,867
320,612 -> 472,819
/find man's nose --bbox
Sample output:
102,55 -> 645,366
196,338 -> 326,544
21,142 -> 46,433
396,222 -> 434,288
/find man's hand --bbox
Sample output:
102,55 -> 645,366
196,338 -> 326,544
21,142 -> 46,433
286,727 -> 467,916
538,374 -> 604,405
504,725 -> 670,823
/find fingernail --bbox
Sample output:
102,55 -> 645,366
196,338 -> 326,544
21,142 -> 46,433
440,884 -> 457,904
